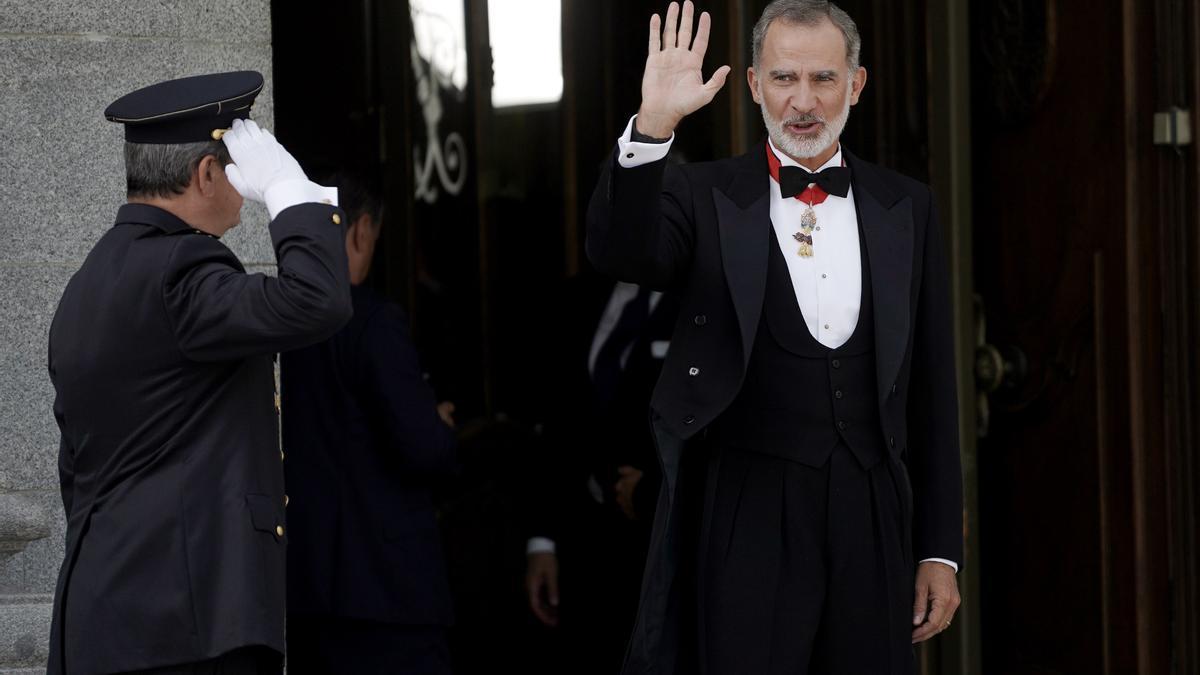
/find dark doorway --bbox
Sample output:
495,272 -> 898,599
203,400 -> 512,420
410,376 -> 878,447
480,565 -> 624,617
269,1 -> 1198,673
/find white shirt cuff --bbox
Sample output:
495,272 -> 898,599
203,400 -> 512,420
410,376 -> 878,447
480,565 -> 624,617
920,557 -> 959,573
263,180 -> 340,221
526,537 -> 557,556
616,115 -> 675,168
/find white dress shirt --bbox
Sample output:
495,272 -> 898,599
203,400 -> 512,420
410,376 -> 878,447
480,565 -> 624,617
766,140 -> 861,348
529,117 -> 957,573
588,282 -> 664,375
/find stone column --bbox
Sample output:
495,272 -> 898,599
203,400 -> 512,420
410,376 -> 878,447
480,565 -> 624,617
0,2 -> 274,671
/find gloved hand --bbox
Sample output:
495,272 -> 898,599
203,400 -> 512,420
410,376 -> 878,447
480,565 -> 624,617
221,118 -> 308,205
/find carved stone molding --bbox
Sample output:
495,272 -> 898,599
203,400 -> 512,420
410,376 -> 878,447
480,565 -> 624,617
0,596 -> 53,670
0,492 -> 50,564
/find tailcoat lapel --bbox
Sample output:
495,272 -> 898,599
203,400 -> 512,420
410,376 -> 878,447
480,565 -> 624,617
713,149 -> 771,369
846,150 -> 914,402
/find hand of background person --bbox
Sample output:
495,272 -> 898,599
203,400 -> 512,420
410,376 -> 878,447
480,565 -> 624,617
636,0 -> 732,138
525,552 -> 560,628
220,118 -> 309,204
436,401 -> 456,428
911,561 -> 961,643
614,465 -> 645,520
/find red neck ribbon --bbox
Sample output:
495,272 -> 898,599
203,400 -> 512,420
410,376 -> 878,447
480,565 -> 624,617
765,141 -> 830,206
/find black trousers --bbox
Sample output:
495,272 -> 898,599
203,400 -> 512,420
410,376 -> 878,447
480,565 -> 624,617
683,442 -> 916,675
556,498 -> 653,675
118,647 -> 282,675
285,615 -> 451,675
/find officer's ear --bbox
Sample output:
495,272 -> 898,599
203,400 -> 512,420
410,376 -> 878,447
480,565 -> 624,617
194,154 -> 223,197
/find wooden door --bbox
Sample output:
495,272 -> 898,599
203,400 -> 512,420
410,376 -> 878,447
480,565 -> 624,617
969,0 -> 1173,672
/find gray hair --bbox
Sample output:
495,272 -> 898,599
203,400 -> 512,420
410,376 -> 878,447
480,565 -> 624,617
124,140 -> 231,199
751,0 -> 862,72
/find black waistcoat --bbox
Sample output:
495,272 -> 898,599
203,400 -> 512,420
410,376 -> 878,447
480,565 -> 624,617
708,219 -> 886,469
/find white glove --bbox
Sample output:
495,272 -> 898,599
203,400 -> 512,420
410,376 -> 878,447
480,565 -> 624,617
221,119 -> 307,202
222,119 -> 338,220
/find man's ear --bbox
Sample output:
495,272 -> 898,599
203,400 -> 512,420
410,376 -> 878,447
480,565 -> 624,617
345,213 -> 370,253
849,66 -> 868,106
194,155 -> 222,197
747,67 -> 762,105
352,213 -> 374,250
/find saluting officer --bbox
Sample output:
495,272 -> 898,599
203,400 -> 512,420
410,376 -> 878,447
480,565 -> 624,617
47,71 -> 352,675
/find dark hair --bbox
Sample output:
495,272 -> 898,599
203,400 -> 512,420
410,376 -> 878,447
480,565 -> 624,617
319,170 -> 384,226
124,140 -> 231,199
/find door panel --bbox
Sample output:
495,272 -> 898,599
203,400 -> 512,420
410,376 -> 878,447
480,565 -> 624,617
970,0 -> 1137,672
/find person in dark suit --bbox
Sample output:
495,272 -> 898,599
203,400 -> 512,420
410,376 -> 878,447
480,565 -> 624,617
586,2 -> 964,673
523,272 -> 679,675
281,173 -> 458,675
47,72 -> 352,675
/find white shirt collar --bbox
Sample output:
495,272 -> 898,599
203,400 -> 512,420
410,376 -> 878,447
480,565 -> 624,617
767,138 -> 843,173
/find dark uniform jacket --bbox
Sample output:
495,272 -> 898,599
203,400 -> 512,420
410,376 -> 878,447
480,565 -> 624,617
47,202 -> 351,674
586,145 -> 963,675
527,273 -> 678,544
281,285 -> 457,627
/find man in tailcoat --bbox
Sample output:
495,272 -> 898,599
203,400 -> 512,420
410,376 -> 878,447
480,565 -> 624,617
586,2 -> 963,673
47,71 -> 351,674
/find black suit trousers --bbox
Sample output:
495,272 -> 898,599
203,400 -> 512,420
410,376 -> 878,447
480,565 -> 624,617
285,616 -> 451,675
678,441 -> 916,675
118,647 -> 281,675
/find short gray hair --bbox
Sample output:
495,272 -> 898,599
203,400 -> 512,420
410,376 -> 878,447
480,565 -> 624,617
124,140 -> 231,199
751,0 -> 862,72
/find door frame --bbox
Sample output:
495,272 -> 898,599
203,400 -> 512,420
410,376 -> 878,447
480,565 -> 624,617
924,0 -> 981,673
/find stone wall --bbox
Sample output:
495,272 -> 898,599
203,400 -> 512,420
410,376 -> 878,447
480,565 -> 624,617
0,2 -> 274,671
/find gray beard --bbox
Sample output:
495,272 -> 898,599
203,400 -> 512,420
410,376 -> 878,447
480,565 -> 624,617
761,86 -> 852,161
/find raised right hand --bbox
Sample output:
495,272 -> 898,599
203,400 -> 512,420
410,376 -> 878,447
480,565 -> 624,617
221,118 -> 308,204
637,0 -> 732,138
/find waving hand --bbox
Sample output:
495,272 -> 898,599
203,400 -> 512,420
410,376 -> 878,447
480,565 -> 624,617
636,1 -> 732,138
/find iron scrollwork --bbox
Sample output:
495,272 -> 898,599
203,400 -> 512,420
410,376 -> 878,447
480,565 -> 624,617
410,6 -> 468,204
977,0 -> 1058,127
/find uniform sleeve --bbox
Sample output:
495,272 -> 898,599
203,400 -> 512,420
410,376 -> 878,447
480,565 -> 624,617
358,304 -> 458,476
163,203 -> 353,362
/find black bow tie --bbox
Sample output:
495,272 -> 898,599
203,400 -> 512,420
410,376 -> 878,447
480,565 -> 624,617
778,164 -> 852,199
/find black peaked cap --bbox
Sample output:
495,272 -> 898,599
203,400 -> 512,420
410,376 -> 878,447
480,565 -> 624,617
104,71 -> 264,144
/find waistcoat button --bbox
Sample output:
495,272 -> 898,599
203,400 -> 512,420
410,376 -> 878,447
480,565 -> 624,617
683,414 -> 696,425
694,314 -> 707,326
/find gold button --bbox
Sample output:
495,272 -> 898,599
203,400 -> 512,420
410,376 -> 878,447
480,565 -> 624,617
275,525 -> 285,537
332,213 -> 342,225
284,495 -> 289,507
280,450 -> 285,461
211,128 -> 227,140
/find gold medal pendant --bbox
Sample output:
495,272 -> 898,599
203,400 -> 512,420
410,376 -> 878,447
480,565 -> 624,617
793,203 -> 817,257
